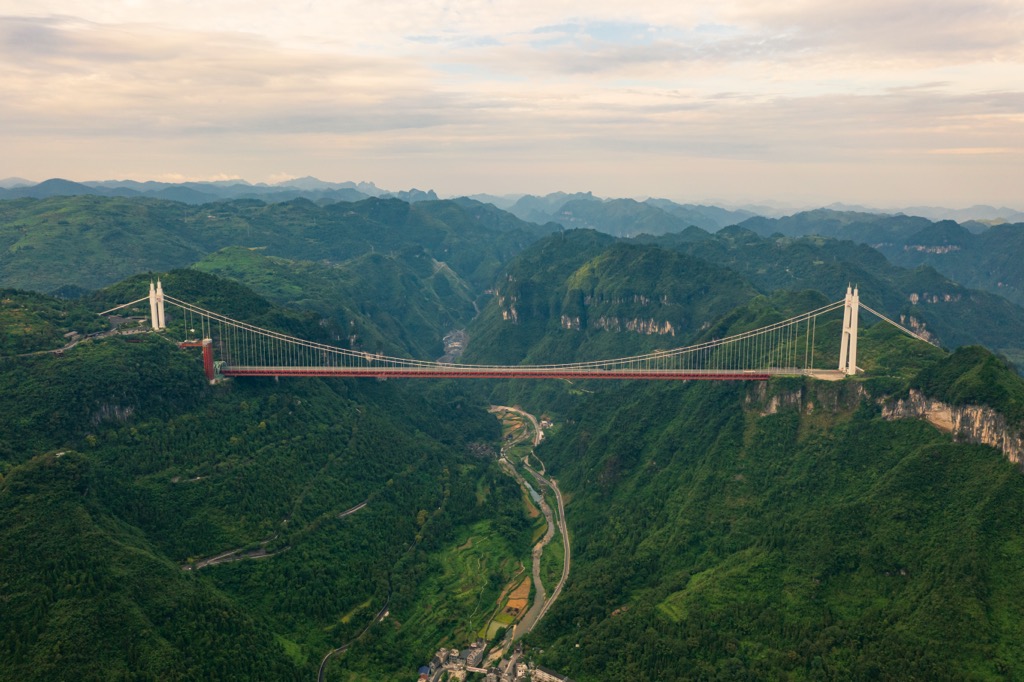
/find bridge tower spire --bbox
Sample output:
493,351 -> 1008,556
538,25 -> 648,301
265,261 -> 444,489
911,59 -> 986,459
149,279 -> 166,330
838,285 -> 859,375
155,279 -> 166,330
148,280 -> 159,330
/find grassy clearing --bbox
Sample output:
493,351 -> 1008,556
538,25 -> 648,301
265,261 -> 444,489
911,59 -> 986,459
540,532 -> 564,593
507,443 -> 533,461
397,520 -> 522,651
531,516 -> 549,545
656,548 -> 776,624
275,634 -> 307,667
338,598 -> 373,626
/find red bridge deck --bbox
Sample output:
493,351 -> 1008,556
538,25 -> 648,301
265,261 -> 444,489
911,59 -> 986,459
220,366 -> 774,381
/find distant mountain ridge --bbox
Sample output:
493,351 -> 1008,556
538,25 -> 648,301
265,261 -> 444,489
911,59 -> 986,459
738,208 -> 1024,307
0,195 -> 555,295
0,177 -> 435,205
4,177 -> 1019,224
504,192 -> 755,232
824,201 -> 1024,224
0,176 -> 34,189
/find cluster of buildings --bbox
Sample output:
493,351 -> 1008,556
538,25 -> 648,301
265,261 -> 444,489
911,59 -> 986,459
418,640 -> 572,682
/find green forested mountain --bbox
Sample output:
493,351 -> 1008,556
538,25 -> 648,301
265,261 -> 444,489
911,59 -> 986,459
466,227 -> 1024,370
192,246 -> 476,359
0,176 -> 395,205
639,226 -> 1024,362
453,231 -> 1024,678
645,198 -> 757,230
6,193 -> 1024,682
523,370 -> 1024,680
464,231 -> 758,365
505,192 -> 752,232
739,208 -> 935,243
464,286 -> 1024,679
507,191 -> 600,224
1,275 -> 530,681
0,195 -> 552,294
880,221 -> 1024,308
547,198 -> 705,237
738,208 -> 1024,307
0,289 -> 109,355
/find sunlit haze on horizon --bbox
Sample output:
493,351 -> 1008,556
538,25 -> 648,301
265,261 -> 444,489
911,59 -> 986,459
1,1 -> 1022,208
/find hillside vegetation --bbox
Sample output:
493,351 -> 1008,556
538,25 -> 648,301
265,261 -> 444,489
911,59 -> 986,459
460,238 -> 1024,680
6,193 -> 1024,681
0,195 -> 551,294
0,277 -> 531,681
525,375 -> 1024,680
639,226 -> 1024,359
193,246 -> 476,359
739,208 -> 1024,307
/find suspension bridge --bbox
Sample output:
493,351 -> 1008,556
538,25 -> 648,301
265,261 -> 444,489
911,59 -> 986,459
101,282 -> 932,382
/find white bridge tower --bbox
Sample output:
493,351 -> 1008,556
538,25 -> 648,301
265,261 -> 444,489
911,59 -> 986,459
148,279 -> 166,330
838,285 -> 859,376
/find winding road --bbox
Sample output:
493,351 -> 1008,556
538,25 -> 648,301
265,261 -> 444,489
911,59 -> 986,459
524,462 -> 570,627
489,406 -> 571,642
317,590 -> 391,682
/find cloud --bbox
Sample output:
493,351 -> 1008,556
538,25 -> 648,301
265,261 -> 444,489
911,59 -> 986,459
1,3 -> 1022,205
0,15 -> 451,136
728,0 -> 1024,59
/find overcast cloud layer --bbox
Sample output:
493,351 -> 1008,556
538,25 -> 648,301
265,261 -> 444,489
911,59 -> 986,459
1,1 -> 1022,206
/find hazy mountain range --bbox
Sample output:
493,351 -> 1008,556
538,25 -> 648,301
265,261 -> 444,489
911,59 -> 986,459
2,176 -> 1021,225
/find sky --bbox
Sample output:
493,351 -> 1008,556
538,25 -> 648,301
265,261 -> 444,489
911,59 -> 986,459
1,0 -> 1022,207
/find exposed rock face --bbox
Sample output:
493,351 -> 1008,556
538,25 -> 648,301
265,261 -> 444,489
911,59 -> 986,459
92,403 -> 135,424
753,386 -> 804,416
746,381 -> 865,417
906,291 -> 962,304
498,294 -> 519,323
748,382 -> 1024,468
590,316 -> 676,336
904,245 -> 962,255
897,314 -> 938,344
559,314 -> 581,330
881,389 -> 1024,467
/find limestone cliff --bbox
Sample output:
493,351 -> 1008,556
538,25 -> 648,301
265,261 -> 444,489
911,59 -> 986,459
747,381 -> 1024,469
881,389 -> 1024,467
746,381 -> 865,417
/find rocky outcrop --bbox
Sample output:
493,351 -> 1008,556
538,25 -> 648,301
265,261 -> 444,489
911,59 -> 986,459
904,245 -> 962,255
591,316 -> 676,336
498,294 -> 519,323
906,292 -> 962,304
748,381 -> 1024,468
881,389 -> 1024,467
752,385 -> 804,416
583,293 -> 668,306
897,314 -> 937,343
92,403 -> 135,425
746,381 -> 865,417
557,313 -> 676,335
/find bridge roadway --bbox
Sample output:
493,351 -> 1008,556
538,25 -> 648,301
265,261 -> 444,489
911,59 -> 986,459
219,366 -> 780,380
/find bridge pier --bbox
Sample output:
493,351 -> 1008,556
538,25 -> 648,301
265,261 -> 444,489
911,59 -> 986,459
179,338 -> 216,382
